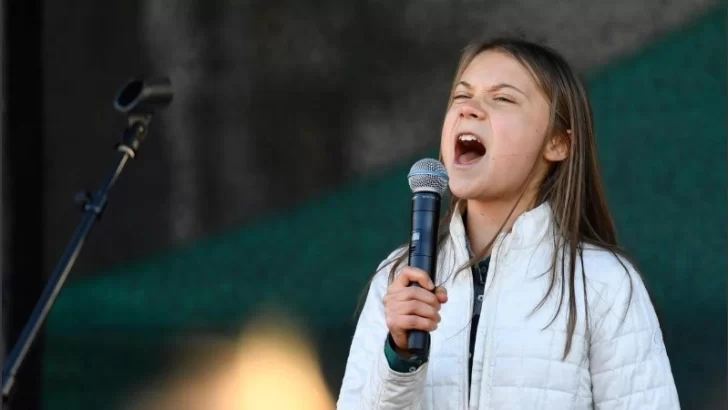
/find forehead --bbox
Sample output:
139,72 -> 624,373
459,50 -> 537,94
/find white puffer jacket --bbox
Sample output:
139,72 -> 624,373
337,202 -> 680,410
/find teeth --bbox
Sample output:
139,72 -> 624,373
458,134 -> 479,142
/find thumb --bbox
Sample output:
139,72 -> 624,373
434,286 -> 448,303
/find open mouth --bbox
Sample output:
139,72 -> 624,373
455,134 -> 486,165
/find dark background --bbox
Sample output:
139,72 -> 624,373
2,1 -> 726,409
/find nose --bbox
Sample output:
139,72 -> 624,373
459,101 -> 486,120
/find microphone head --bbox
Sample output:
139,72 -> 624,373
407,158 -> 449,195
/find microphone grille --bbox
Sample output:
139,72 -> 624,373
407,158 -> 449,195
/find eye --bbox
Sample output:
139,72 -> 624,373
452,94 -> 469,101
494,96 -> 515,103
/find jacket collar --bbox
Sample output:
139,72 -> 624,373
448,200 -> 555,256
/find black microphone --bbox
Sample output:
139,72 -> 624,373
405,158 -> 449,355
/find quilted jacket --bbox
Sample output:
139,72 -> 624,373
337,202 -> 680,409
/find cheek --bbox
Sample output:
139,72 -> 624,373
440,110 -> 458,152
490,116 -> 544,158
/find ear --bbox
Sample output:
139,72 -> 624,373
543,129 -> 570,162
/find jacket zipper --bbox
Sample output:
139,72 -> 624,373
470,233 -> 508,409
482,233 -> 506,293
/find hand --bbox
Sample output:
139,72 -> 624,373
382,266 -> 448,353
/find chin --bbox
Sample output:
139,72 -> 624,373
448,180 -> 482,201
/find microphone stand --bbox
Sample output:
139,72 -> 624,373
1,77 -> 173,404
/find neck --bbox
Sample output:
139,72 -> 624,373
464,196 -> 537,256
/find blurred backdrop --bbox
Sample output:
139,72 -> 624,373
1,1 -> 726,409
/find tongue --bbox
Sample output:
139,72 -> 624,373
459,151 -> 482,164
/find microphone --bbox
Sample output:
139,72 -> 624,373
405,158 -> 449,355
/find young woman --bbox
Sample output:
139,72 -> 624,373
337,38 -> 680,410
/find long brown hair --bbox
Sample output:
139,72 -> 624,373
381,38 -> 636,360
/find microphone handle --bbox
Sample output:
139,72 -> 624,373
406,192 -> 441,355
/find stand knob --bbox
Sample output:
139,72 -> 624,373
74,190 -> 91,209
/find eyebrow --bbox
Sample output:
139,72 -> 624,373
456,80 -> 526,96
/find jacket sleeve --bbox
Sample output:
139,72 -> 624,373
336,252 -> 428,410
589,263 -> 681,410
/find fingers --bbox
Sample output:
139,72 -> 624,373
384,266 -> 448,340
393,266 -> 435,290
383,285 -> 440,308
434,286 -> 448,303
382,288 -> 444,324
393,300 -> 441,323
